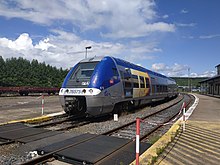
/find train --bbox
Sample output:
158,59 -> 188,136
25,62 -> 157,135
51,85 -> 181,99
59,56 -> 178,116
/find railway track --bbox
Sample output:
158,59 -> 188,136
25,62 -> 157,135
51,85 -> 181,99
19,94 -> 193,165
0,112 -> 109,147
103,94 -> 191,139
0,116 -> 93,148
94,94 -> 193,164
28,114 -> 91,131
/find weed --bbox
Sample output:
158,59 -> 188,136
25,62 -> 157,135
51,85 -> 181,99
149,135 -> 160,145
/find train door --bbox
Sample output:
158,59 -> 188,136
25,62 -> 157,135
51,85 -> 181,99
218,84 -> 220,95
150,77 -> 156,95
139,76 -> 145,97
120,69 -> 133,98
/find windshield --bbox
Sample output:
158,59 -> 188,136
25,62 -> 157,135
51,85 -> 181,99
71,62 -> 98,80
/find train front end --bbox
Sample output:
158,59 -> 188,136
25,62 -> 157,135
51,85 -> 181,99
59,57 -> 101,115
59,56 -> 121,116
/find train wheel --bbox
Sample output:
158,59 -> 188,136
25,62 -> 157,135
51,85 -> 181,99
19,92 -> 24,96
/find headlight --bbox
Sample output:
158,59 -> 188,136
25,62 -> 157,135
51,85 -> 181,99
89,89 -> 93,94
82,89 -> 86,93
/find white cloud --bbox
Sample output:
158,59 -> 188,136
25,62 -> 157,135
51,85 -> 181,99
0,31 -> 160,68
197,71 -> 216,77
176,23 -> 196,27
0,32 -> 216,77
152,63 -> 189,77
199,34 -> 220,39
188,71 -> 216,77
172,63 -> 189,72
0,33 -> 33,50
152,63 -> 169,71
152,63 -> 188,72
152,63 -> 217,77
182,36 -> 194,39
35,38 -> 56,51
180,9 -> 188,14
0,0 -> 175,39
102,22 -> 175,38
162,14 -> 169,19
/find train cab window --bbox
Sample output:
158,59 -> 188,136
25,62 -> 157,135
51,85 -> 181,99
132,75 -> 139,88
140,76 -> 145,88
145,77 -> 150,88
71,62 -> 98,80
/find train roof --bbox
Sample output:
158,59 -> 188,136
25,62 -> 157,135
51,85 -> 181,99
80,56 -> 104,63
80,56 -> 175,82
111,56 -> 175,81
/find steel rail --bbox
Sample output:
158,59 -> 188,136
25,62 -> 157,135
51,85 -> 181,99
31,115 -> 85,128
102,94 -> 184,136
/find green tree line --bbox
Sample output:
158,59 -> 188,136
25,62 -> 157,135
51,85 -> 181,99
0,56 -> 69,87
171,77 -> 208,88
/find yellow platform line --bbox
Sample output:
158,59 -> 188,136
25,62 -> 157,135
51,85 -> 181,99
0,111 -> 65,126
130,121 -> 181,165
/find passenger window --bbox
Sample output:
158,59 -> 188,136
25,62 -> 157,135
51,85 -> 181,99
132,75 -> 139,88
160,86 -> 163,93
125,82 -> 132,88
156,85 -> 160,93
145,77 -> 150,88
152,85 -> 155,93
121,71 -> 132,88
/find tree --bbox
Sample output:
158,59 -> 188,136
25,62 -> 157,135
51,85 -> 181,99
0,57 -> 68,87
0,56 -> 6,86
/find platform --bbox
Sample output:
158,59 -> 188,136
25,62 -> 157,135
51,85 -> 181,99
140,94 -> 220,165
0,95 -> 64,124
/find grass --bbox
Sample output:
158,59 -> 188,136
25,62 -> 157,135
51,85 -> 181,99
148,135 -> 161,145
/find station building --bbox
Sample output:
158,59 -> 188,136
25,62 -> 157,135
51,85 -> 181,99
200,64 -> 220,96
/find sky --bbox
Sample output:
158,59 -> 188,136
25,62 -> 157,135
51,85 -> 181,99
0,0 -> 219,77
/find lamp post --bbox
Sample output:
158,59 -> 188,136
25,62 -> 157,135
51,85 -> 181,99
85,46 -> 92,59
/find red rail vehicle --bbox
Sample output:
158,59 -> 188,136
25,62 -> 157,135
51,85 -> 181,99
0,87 -> 60,96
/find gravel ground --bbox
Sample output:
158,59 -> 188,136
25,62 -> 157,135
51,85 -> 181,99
69,95 -> 183,135
0,95 -> 183,164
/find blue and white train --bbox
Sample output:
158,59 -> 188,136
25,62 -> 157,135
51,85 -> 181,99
59,56 -> 177,116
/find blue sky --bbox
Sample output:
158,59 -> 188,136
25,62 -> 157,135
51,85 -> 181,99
0,0 -> 219,77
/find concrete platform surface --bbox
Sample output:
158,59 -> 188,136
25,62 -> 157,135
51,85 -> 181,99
0,95 -> 63,124
155,94 -> 220,165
